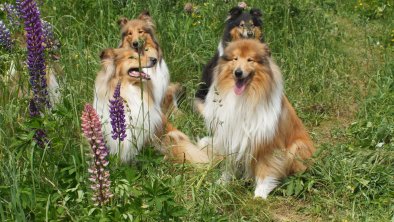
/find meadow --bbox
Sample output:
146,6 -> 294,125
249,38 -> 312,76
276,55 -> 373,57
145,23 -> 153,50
0,0 -> 393,221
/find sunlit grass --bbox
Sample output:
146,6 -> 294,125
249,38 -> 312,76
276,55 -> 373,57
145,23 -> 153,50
0,0 -> 393,221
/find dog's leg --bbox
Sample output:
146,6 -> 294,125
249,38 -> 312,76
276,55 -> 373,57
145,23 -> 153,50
253,152 -> 288,199
254,176 -> 279,199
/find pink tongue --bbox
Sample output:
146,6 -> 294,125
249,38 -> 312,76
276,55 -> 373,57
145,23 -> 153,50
234,83 -> 246,95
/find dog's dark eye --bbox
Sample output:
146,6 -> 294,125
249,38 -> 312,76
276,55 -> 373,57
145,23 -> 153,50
145,48 -> 148,51
247,58 -> 254,62
138,30 -> 144,34
239,24 -> 244,27
129,56 -> 135,59
233,57 -> 238,61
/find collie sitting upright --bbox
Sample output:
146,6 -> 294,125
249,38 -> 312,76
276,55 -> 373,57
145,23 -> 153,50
94,48 -> 209,164
202,39 -> 315,199
117,11 -> 170,109
195,6 -> 264,110
94,48 -> 161,162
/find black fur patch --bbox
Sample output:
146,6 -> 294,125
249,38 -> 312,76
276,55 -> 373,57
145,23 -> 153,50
222,7 -> 264,47
195,6 -> 264,102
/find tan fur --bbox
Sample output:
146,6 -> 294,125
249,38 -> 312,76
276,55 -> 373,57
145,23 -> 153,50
118,12 -> 158,54
118,12 -> 183,116
229,20 -> 262,41
161,115 -> 210,164
212,39 -> 315,195
216,41 -> 273,105
161,83 -> 184,116
252,97 -> 315,179
95,48 -> 155,108
97,48 -> 208,164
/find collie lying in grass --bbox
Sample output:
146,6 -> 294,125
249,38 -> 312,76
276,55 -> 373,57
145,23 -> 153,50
200,39 -> 315,199
93,48 -> 209,163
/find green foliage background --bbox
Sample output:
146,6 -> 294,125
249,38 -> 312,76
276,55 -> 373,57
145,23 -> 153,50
0,0 -> 393,221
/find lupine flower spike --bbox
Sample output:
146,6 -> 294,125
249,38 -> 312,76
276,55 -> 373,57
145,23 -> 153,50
109,81 -> 127,141
18,0 -> 51,110
0,3 -> 20,27
0,20 -> 13,51
81,104 -> 113,206
41,19 -> 57,51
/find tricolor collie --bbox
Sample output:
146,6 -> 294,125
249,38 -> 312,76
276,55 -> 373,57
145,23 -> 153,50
117,11 -> 170,110
195,6 -> 264,109
93,48 -> 209,163
202,39 -> 315,199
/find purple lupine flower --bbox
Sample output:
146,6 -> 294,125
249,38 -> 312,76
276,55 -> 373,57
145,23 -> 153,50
81,104 -> 113,206
33,128 -> 49,147
0,20 -> 13,51
109,82 -> 127,141
41,19 -> 55,50
29,99 -> 40,117
0,3 -> 20,27
18,0 -> 51,111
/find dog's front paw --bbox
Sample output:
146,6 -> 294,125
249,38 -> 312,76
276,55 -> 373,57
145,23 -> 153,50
197,136 -> 212,149
253,177 -> 278,199
254,185 -> 269,199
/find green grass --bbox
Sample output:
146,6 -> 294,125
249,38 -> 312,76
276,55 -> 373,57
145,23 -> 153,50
1,0 -> 393,221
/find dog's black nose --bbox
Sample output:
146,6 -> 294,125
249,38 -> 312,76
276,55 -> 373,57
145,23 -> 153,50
132,41 -> 139,48
234,69 -> 243,78
150,57 -> 157,65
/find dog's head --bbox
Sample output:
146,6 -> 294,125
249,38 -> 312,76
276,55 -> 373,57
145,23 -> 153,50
118,11 -> 158,51
217,39 -> 278,98
224,7 -> 264,42
100,47 -> 157,82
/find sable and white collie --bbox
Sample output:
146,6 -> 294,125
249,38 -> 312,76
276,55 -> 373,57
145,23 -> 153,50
93,48 -> 209,163
201,39 -> 315,199
94,48 -> 160,162
195,6 -> 264,108
117,11 -> 170,110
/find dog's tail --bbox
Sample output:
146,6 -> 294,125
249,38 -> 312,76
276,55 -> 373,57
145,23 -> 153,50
160,116 -> 210,164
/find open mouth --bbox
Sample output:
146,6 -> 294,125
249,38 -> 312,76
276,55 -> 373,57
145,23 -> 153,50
234,75 -> 252,95
128,68 -> 151,80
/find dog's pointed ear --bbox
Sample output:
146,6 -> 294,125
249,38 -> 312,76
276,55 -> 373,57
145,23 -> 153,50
250,8 -> 264,28
138,10 -> 152,21
250,8 -> 263,17
117,17 -> 128,27
226,7 -> 243,20
100,48 -> 115,60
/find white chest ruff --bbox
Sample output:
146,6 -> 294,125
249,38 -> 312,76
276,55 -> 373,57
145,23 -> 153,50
217,41 -> 224,56
143,59 -> 170,106
93,84 -> 162,162
204,85 -> 282,176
